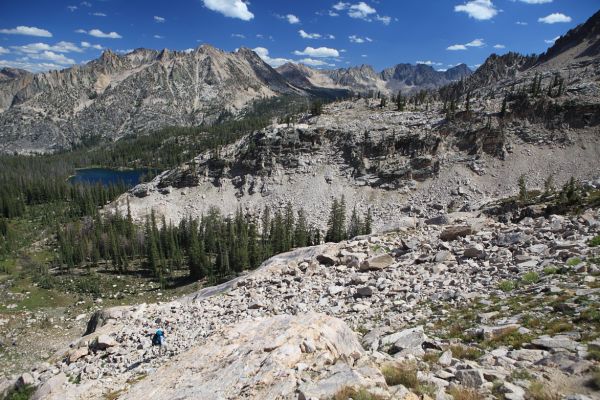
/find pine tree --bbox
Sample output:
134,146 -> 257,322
363,208 -> 373,235
465,91 -> 471,114
294,208 -> 309,248
500,95 -> 508,117
348,206 -> 363,239
518,175 -> 527,202
396,92 -> 405,111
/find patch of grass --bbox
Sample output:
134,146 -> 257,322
498,280 -> 516,292
521,271 -> 540,285
422,352 -> 440,364
332,387 -> 384,400
380,363 -> 435,397
587,347 -> 600,361
5,385 -> 36,400
589,235 -> 600,247
126,373 -> 147,385
104,388 -> 127,400
527,381 -> 560,400
567,257 -> 582,266
577,307 -> 600,323
544,319 -> 574,335
511,369 -> 532,381
449,345 -> 483,360
447,386 -> 484,400
521,314 -> 543,330
543,265 -> 559,275
381,363 -> 419,388
482,330 -> 534,350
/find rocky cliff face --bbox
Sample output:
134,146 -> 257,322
0,46 -> 297,153
119,50 -> 600,231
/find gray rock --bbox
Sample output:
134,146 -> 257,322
438,350 -> 452,366
94,334 -> 118,350
531,335 -> 579,352
440,226 -> 473,241
454,368 -> 485,388
426,215 -> 450,226
354,286 -> 374,298
390,326 -> 427,357
359,254 -> 395,271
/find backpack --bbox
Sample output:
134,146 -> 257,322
152,333 -> 161,346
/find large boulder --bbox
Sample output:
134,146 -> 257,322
359,254 -> 395,271
121,313 -> 389,400
440,225 -> 473,241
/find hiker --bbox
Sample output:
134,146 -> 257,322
152,328 -> 166,355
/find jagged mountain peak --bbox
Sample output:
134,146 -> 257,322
538,9 -> 600,64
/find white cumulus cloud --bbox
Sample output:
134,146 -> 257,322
349,35 -> 372,43
0,47 -> 9,55
454,0 -> 498,20
447,44 -> 468,51
12,41 -> 83,54
203,0 -> 254,21
538,13 -> 571,24
77,29 -> 122,39
299,30 -> 321,39
466,38 -> 485,47
0,59 -> 64,72
0,26 -> 52,37
286,14 -> 300,24
252,47 -> 292,67
447,38 -> 485,51
330,2 -> 390,24
93,12 -> 107,17
81,41 -> 103,50
293,46 -> 339,58
493,44 -> 506,49
348,2 -> 376,19
545,36 -> 560,44
154,16 -> 165,23
30,50 -> 75,65
298,58 -> 334,67
416,60 -> 443,66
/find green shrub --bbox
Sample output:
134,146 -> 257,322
498,280 -> 516,292
587,347 -> 600,361
543,265 -> 558,275
589,236 -> 600,247
567,257 -> 582,266
449,345 -> 483,360
522,271 -> 540,285
448,386 -> 484,400
5,385 -> 36,400
381,363 -> 419,388
527,381 -> 560,400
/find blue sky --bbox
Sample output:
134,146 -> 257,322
0,0 -> 598,73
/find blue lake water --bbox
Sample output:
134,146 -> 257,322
69,168 -> 154,187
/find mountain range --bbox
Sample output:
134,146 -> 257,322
0,47 -> 471,153
0,9 -> 599,154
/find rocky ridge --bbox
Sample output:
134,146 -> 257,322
4,207 -> 600,399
